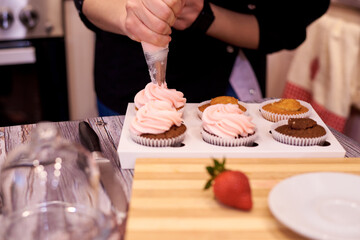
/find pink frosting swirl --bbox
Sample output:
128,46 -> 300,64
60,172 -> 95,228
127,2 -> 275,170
130,100 -> 183,135
202,104 -> 256,139
134,82 -> 186,110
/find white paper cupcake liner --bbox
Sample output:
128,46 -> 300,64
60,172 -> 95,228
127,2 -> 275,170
201,129 -> 257,147
130,130 -> 186,147
271,120 -> 328,146
259,99 -> 312,122
197,100 -> 248,119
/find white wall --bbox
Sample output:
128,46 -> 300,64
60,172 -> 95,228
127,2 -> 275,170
266,50 -> 295,98
64,1 -> 98,120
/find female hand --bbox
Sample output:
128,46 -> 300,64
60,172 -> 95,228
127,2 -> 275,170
125,0 -> 185,46
172,0 -> 203,30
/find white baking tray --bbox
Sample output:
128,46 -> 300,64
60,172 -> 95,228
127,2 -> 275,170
117,103 -> 346,169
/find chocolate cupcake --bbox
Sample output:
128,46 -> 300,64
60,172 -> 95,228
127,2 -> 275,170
198,96 -> 247,119
259,99 -> 311,122
140,125 -> 187,140
271,118 -> 327,146
130,100 -> 186,147
201,104 -> 257,147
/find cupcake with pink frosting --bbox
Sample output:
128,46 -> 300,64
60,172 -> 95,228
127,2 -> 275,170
130,100 -> 187,147
134,82 -> 186,114
201,104 -> 257,147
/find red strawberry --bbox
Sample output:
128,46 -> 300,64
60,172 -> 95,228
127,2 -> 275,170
204,158 -> 252,211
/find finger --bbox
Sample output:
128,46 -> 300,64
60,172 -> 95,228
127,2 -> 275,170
171,3 -> 200,30
172,18 -> 188,30
138,7 -> 173,35
125,11 -> 171,47
162,0 -> 185,17
142,0 -> 177,26
126,1 -> 172,35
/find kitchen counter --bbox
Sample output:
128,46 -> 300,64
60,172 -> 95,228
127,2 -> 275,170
0,115 -> 359,239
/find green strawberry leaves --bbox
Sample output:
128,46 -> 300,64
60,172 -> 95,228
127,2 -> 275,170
204,158 -> 227,190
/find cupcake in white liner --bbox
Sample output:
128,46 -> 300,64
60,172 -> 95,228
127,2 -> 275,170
201,129 -> 257,147
130,131 -> 186,147
201,104 -> 257,147
259,98 -> 312,122
271,118 -> 328,146
197,97 -> 248,119
134,82 -> 186,115
130,100 -> 187,147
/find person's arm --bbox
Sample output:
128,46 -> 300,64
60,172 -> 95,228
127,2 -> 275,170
173,0 -> 330,53
80,0 -> 185,47
73,0 -> 100,32
207,5 -> 259,50
172,1 -> 259,49
82,0 -> 127,35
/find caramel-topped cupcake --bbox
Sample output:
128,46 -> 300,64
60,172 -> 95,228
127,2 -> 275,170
134,82 -> 186,113
130,100 -> 186,147
259,99 -> 311,122
198,96 -> 247,119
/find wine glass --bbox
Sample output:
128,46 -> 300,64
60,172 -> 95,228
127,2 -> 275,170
0,122 -> 113,239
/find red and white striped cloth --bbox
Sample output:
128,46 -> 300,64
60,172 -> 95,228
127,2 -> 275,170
283,15 -> 360,133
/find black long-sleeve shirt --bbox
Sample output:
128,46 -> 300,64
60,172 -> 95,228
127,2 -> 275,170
74,0 -> 329,114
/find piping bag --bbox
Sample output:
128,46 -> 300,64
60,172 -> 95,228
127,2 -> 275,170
141,41 -> 169,86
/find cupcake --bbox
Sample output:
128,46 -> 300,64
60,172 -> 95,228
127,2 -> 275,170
271,118 -> 327,146
201,104 -> 257,147
259,98 -> 311,122
130,100 -> 186,147
198,96 -> 247,119
134,82 -> 186,114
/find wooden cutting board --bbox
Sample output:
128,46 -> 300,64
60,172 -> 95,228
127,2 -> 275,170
125,158 -> 360,240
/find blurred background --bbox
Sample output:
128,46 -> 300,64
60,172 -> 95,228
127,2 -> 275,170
267,0 -> 360,144
0,0 -> 359,144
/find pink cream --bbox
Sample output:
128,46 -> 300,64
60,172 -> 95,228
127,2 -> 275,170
134,82 -> 186,110
130,100 -> 183,135
202,104 -> 256,139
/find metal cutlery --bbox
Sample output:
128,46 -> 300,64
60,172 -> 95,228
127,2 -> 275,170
78,121 -> 128,224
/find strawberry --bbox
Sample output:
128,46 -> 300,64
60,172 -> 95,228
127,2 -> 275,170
204,158 -> 252,211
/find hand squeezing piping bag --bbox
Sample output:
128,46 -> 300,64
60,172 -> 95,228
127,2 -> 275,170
141,41 -> 169,86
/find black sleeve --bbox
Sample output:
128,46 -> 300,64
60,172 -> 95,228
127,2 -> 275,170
255,0 -> 330,53
73,0 -> 101,33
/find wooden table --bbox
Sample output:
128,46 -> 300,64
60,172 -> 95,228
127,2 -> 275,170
126,157 -> 360,240
0,115 -> 360,239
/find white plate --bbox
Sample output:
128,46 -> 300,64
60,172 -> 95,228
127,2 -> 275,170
268,172 -> 360,240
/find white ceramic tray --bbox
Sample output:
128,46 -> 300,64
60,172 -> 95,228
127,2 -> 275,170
117,103 -> 346,169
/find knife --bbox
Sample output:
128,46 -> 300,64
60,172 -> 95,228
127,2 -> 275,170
141,41 -> 169,85
78,121 -> 127,224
